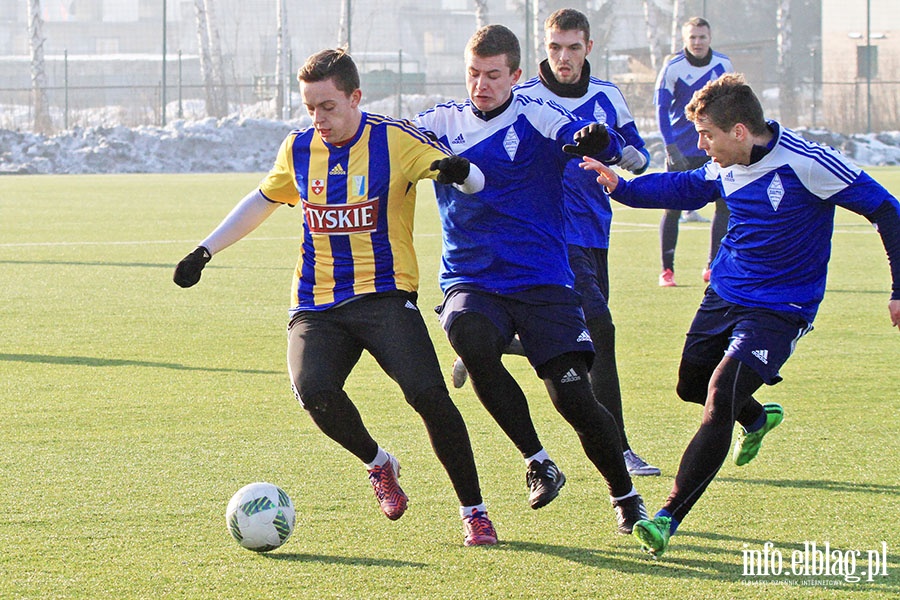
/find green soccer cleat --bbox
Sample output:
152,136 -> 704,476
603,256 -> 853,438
633,516 -> 672,558
734,403 -> 784,466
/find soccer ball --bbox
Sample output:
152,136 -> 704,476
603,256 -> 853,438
225,482 -> 296,552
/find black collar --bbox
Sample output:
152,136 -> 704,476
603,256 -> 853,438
538,59 -> 591,98
471,94 -> 515,121
684,48 -> 713,67
749,123 -> 779,164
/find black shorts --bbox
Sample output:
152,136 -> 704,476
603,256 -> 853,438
436,285 -> 594,370
683,288 -> 813,385
287,292 -> 445,404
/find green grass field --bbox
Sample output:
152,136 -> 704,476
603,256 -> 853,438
1,170 -> 897,599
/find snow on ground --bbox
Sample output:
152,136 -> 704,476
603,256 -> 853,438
2,95 -> 900,175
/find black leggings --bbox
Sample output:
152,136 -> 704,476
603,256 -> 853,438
299,386 -> 483,507
660,197 -> 729,270
586,314 -> 629,450
664,357 -> 765,523
449,312 -> 633,497
287,295 -> 483,507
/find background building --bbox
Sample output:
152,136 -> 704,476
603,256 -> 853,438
0,1 -> 894,133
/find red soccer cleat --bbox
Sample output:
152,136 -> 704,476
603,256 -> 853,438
659,269 -> 677,287
367,454 -> 408,520
462,508 -> 498,546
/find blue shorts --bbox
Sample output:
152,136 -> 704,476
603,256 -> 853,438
568,245 -> 610,320
436,285 -> 594,370
683,288 -> 813,385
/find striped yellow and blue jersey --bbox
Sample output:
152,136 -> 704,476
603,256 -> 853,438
259,112 -> 452,312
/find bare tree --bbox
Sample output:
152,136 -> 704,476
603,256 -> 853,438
588,0 -> 617,55
27,0 -> 52,133
669,0 -> 684,55
642,0 -> 667,73
474,0 -> 489,29
776,0 -> 797,125
532,0 -> 547,73
338,0 -> 350,49
275,0 -> 289,119
204,0 -> 228,117
193,0 -> 217,118
519,0 -> 545,79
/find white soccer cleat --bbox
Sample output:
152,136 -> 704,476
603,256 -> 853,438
451,357 -> 468,389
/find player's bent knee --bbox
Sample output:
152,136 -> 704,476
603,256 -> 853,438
676,360 -> 715,405
296,388 -> 344,415
676,379 -> 707,405
447,313 -> 505,368
705,384 -> 751,424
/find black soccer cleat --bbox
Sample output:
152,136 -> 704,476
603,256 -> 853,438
526,459 -> 566,509
612,494 -> 649,535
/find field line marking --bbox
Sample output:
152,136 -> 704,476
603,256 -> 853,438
0,226 -> 874,248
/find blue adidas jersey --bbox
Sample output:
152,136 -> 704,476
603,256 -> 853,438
655,50 -> 733,159
414,95 -> 622,293
610,122 -> 900,322
516,76 -> 646,248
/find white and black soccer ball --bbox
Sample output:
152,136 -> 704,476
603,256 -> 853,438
226,482 -> 296,552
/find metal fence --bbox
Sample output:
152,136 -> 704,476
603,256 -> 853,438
2,77 -> 898,135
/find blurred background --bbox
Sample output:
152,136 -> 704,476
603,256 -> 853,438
3,0 -> 897,135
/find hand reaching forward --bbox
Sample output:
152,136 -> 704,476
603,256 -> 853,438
579,156 -> 621,193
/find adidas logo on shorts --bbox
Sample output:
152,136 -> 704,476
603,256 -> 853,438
404,300 -> 418,311
576,330 -> 592,343
751,349 -> 769,364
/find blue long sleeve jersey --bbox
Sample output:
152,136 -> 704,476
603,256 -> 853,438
609,122 -> 900,322
516,73 -> 648,249
414,94 -> 623,294
655,49 -> 733,160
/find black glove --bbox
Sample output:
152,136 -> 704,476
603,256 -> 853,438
430,156 -> 471,185
562,123 -> 611,156
665,143 -> 690,171
173,246 -> 211,288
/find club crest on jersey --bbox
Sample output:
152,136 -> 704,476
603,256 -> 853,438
311,178 -> 325,195
592,102 -> 607,124
303,197 -> 380,235
353,175 -> 366,197
503,126 -> 519,160
767,173 -> 785,211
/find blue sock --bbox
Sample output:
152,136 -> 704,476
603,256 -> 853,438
656,509 -> 679,535
745,409 -> 768,433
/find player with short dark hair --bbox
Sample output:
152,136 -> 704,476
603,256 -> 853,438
415,24 -> 648,535
173,48 -> 498,546
453,8 -> 659,477
655,16 -> 733,286
513,8 -> 659,478
581,73 -> 900,557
